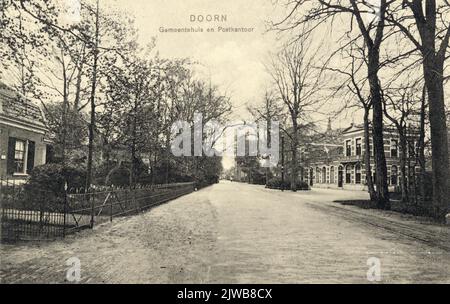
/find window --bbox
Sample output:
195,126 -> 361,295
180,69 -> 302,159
345,165 -> 352,184
355,138 -> 362,156
391,139 -> 398,158
346,140 -> 352,157
322,167 -> 326,184
338,166 -> 344,187
14,139 -> 26,173
355,164 -> 361,184
330,166 -> 335,184
7,138 -> 35,175
391,165 -> 398,185
316,167 -> 320,183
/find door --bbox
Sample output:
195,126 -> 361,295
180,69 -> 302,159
338,167 -> 343,187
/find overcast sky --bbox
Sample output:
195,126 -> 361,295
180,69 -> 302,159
110,0 -> 283,120
3,0 -> 404,169
105,0 -> 358,170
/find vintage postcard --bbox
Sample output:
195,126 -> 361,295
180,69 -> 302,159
0,0 -> 449,288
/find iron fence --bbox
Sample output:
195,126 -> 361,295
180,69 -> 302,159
0,177 -> 194,241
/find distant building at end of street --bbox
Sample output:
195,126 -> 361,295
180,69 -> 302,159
0,82 -> 52,181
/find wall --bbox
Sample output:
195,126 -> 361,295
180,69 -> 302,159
0,124 -> 47,178
306,126 -> 417,192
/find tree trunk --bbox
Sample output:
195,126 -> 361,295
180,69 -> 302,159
418,88 -> 427,204
131,128 -> 137,188
368,51 -> 390,209
407,0 -> 450,220
151,152 -> 157,185
363,109 -> 376,200
290,119 -> 299,192
165,132 -> 170,184
61,61 -> 68,165
86,0 -> 100,191
73,55 -> 84,111
266,114 -> 271,186
130,92 -> 139,188
399,129 -> 409,203
423,58 -> 450,220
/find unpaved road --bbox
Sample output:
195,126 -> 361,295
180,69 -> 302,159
1,181 -> 449,283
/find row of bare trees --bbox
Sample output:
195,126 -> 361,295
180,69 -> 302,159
255,0 -> 448,220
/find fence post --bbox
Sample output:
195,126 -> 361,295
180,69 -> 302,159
90,187 -> 95,229
63,182 -> 68,237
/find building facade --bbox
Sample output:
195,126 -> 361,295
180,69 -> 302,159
0,82 -> 51,181
304,123 -> 419,191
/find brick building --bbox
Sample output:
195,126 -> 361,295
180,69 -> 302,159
0,82 -> 51,181
303,123 -> 420,191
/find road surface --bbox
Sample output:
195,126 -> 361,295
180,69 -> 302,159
1,181 -> 449,283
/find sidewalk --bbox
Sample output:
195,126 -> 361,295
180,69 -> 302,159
268,187 -> 450,251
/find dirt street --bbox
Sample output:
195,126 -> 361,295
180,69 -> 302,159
1,181 -> 449,283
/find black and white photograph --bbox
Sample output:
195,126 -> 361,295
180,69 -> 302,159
0,0 -> 449,287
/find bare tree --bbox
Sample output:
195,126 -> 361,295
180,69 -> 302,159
383,86 -> 420,203
267,33 -> 323,191
248,90 -> 283,185
326,46 -> 377,200
272,0 -> 391,208
85,0 -> 100,190
386,0 -> 450,219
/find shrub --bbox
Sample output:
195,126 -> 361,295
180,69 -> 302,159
266,177 -> 286,189
25,164 -> 86,194
249,171 -> 267,185
107,165 -> 132,187
266,177 -> 309,191
195,174 -> 219,189
294,180 -> 310,190
19,164 -> 86,211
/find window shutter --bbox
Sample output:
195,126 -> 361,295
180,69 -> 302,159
7,137 -> 16,174
27,141 -> 35,173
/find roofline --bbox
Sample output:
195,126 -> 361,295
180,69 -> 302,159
0,114 -> 49,135
342,125 -> 420,136
0,82 -> 48,126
